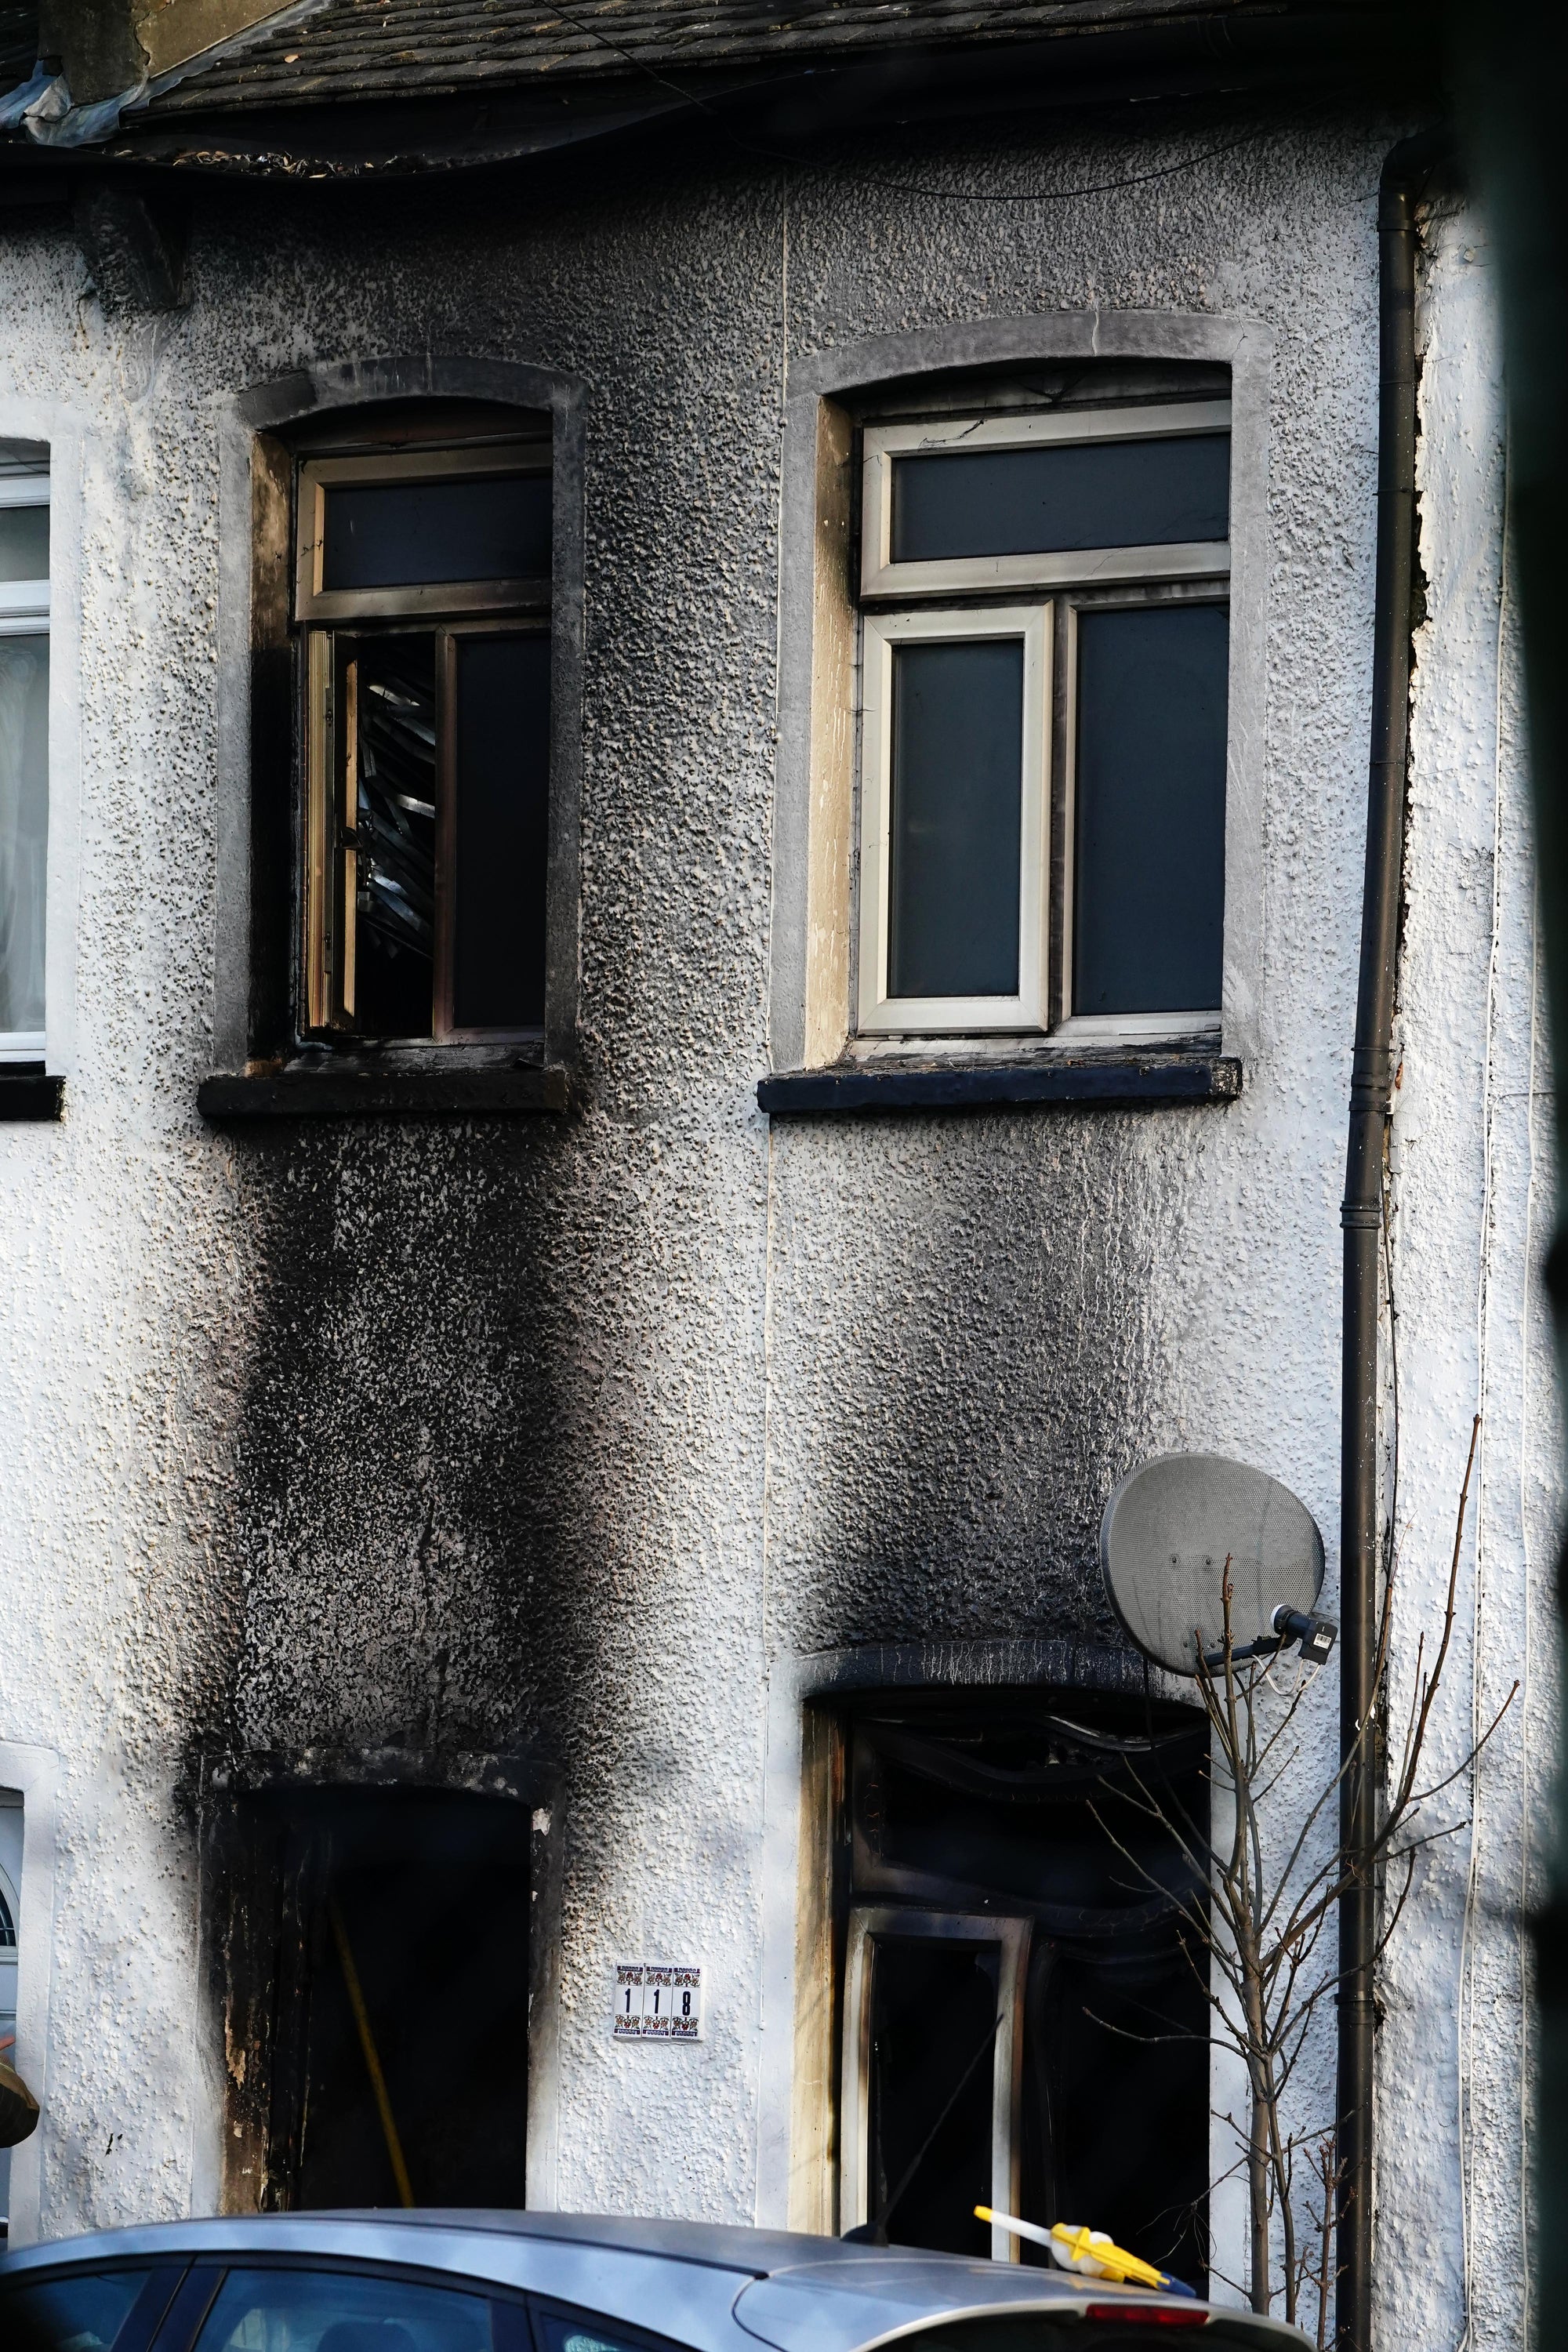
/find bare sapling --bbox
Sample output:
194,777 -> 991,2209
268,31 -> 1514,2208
1094,1416 -> 1514,2332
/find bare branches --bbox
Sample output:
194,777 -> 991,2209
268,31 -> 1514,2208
1129,1433 -> 1509,2319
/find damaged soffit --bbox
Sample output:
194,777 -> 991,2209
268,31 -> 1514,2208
0,0 -> 1432,177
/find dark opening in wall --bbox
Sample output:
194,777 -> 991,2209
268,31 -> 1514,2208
835,1689 -> 1209,2287
209,1784 -> 532,2211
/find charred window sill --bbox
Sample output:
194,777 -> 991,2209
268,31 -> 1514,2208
0,1068 -> 63,1120
757,1051 -> 1243,1115
198,1064 -> 570,1120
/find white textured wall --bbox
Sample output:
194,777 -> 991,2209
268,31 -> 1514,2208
1375,201 -> 1558,2352
0,107 -> 1548,2351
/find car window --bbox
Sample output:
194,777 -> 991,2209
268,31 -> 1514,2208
1,2267 -> 157,2352
194,2267 -> 493,2352
532,2310 -> 682,2352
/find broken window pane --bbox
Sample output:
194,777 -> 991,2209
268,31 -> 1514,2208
347,633 -> 437,1040
323,474 -> 550,592
889,638 -> 1023,999
0,634 -> 49,1036
0,506 -> 48,584
452,631 -> 550,1032
1073,603 -> 1228,1017
891,434 -> 1229,563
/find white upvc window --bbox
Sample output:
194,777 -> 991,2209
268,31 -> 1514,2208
858,604 -> 1049,1034
0,467 -> 49,1064
855,401 -> 1232,1044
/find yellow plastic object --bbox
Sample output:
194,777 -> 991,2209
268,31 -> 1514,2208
974,2208 -> 1171,2291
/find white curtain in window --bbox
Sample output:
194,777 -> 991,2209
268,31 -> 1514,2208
0,634 -> 48,1036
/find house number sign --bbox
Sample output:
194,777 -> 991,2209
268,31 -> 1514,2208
614,1962 -> 703,2041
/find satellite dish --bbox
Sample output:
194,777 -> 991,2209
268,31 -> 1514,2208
1101,1454 -> 1330,1678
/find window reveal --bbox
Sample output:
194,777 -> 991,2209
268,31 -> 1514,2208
296,444 -> 551,1042
857,404 -> 1230,1040
837,1697 -> 1210,2285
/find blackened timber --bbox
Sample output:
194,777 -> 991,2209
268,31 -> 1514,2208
198,1065 -> 569,1118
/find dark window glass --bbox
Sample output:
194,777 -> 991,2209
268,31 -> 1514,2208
891,434 -> 1229,564
0,632 -> 49,1033
194,2267 -> 492,2352
535,2314 -> 684,2352
866,1937 -> 999,2258
850,1696 -> 1209,2291
3,2269 -> 154,2352
347,633 -> 437,1040
1073,604 -> 1228,1016
452,633 -> 550,1031
323,473 -> 550,592
888,639 -> 1022,1000
0,505 -> 48,584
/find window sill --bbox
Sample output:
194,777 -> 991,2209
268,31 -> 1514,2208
198,1065 -> 570,1120
757,1051 -> 1243,1115
0,1069 -> 62,1120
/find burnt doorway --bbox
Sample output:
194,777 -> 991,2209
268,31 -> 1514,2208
216,1786 -> 532,2210
836,1690 -> 1209,2288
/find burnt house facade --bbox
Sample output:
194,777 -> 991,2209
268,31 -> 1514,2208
0,4 -> 1550,2347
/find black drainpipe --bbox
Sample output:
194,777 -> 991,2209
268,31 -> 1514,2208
1337,131 -> 1442,2352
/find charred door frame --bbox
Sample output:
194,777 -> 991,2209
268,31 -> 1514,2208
757,1638 -> 1223,2257
194,1746 -> 562,2217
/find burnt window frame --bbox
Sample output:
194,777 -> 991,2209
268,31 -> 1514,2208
814,1686 -> 1213,2279
293,432 -> 554,1050
230,365 -> 586,1098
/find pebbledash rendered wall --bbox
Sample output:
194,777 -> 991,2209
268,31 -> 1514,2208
0,100 -> 1551,2349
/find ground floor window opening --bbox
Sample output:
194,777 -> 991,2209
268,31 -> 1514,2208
215,1785 -> 532,2211
832,1689 -> 1210,2286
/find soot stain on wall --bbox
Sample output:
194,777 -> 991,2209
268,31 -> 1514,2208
765,1109 -> 1170,1661
214,1117 -> 615,1762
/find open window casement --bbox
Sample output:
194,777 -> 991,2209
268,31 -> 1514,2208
854,401 -> 1232,1045
297,444 -> 552,1044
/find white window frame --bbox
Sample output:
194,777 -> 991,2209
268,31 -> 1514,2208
0,470 -> 50,1065
839,1904 -> 1030,2262
858,603 -> 1050,1036
860,400 -> 1232,601
855,401 -> 1232,1047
